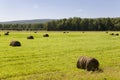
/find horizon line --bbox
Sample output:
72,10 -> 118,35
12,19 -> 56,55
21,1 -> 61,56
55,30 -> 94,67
0,16 -> 120,22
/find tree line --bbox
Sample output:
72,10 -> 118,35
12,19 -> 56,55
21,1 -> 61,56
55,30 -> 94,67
0,17 -> 120,31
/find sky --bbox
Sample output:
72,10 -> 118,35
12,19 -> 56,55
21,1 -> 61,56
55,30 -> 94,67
0,0 -> 120,21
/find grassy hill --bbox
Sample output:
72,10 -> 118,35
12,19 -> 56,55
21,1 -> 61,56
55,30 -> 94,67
0,19 -> 54,24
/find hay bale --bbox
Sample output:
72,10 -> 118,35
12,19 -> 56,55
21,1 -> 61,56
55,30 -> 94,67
63,32 -> 69,33
115,33 -> 119,36
10,41 -> 21,47
34,31 -> 37,33
27,35 -> 34,39
43,34 -> 49,37
63,32 -> 66,33
110,33 -> 114,35
4,32 -> 9,35
106,31 -> 108,33
66,32 -> 69,33
77,56 -> 99,71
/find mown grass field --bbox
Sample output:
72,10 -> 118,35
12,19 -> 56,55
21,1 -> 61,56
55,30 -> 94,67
0,31 -> 120,80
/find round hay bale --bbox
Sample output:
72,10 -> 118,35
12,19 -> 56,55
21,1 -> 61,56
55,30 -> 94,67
27,35 -> 34,39
115,33 -> 119,36
10,41 -> 21,47
77,56 -> 99,71
106,31 -> 108,33
110,33 -> 114,35
43,34 -> 49,37
77,56 -> 87,69
34,31 -> 37,33
63,32 -> 66,33
63,32 -> 69,33
4,32 -> 9,35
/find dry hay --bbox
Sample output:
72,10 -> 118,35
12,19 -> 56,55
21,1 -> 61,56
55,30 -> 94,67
27,35 -> 34,39
43,34 -> 49,37
4,32 -> 9,35
10,41 -> 21,47
77,56 -> 99,71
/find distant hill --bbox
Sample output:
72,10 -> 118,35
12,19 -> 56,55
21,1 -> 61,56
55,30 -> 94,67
0,19 -> 54,24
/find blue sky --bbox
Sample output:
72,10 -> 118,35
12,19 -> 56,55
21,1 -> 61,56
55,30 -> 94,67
0,0 -> 119,21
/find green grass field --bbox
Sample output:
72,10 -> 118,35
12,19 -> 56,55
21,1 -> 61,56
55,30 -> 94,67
0,31 -> 120,80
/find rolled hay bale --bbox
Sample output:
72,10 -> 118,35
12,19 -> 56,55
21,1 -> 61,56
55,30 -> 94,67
10,41 -> 21,47
110,33 -> 114,35
115,33 -> 119,36
27,35 -> 34,39
4,32 -> 9,35
77,56 -> 99,71
63,32 -> 66,33
63,32 -> 69,33
106,31 -> 108,33
34,31 -> 37,33
43,34 -> 49,37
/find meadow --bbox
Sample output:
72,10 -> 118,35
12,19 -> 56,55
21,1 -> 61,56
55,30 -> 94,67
0,31 -> 120,80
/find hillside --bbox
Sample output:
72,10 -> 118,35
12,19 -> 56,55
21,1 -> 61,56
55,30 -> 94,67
0,19 -> 54,24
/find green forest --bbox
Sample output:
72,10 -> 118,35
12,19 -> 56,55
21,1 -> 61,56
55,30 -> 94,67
0,17 -> 120,31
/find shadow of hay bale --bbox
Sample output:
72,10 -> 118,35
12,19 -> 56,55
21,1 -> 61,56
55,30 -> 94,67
27,35 -> 34,39
10,41 -> 21,47
77,56 -> 100,71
